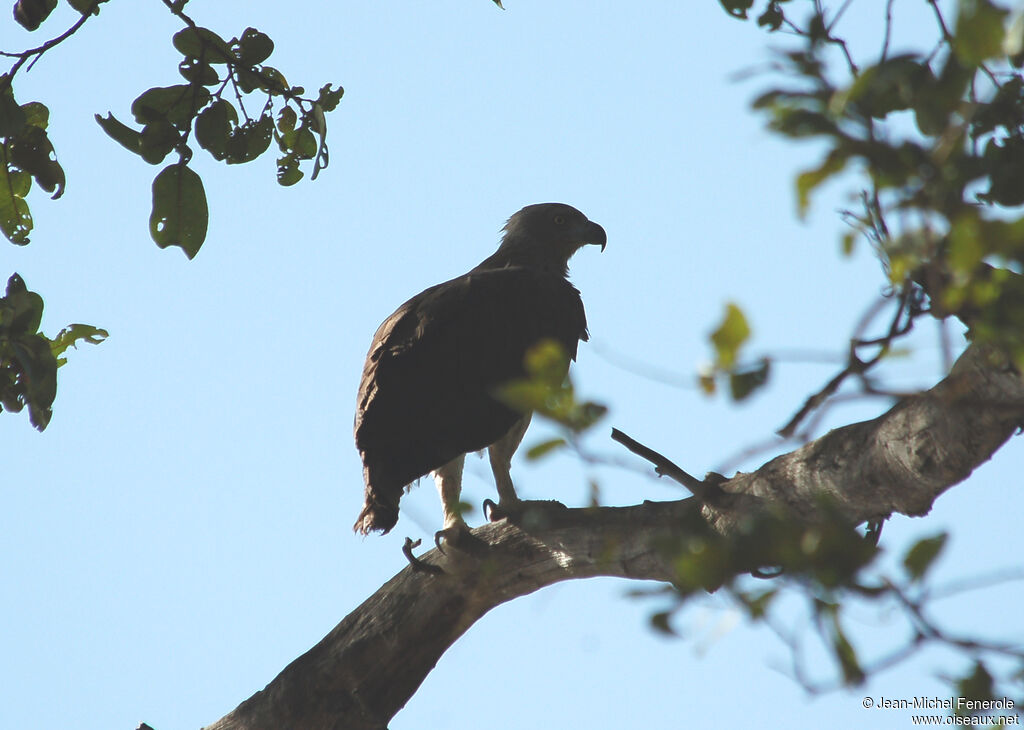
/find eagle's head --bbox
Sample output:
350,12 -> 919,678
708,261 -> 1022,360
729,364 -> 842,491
496,203 -> 606,273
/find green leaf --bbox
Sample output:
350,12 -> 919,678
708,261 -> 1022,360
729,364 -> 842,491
67,0 -> 108,14
497,380 -> 553,414
841,231 -> 856,256
295,127 -> 318,158
949,214 -> 985,273
49,323 -> 108,366
0,84 -> 27,137
178,59 -> 220,87
757,4 -> 783,31
979,137 -> 1024,207
2,272 -> 44,334
796,149 -> 848,218
649,611 -> 676,636
828,610 -> 865,686
0,146 -> 33,245
523,340 -> 571,383
719,0 -> 753,20
8,125 -> 66,198
139,120 -> 180,165
95,113 -> 143,156
316,83 -> 345,112
0,274 -> 56,430
234,67 -> 261,94
276,106 -> 298,140
7,333 -> 57,429
844,56 -> 930,120
275,107 -> 319,181
309,102 -> 329,180
770,108 -> 838,138
955,0 -> 1009,66
955,662 -> 995,714
195,99 -> 238,161
902,532 -> 948,582
20,102 -> 49,130
13,0 -> 56,31
710,302 -> 750,369
149,162 -> 208,258
276,152 -> 303,186
224,115 -> 274,164
172,26 -> 233,64
235,27 -> 274,65
729,357 -> 770,401
131,85 -> 211,129
525,437 -> 567,460
256,66 -> 288,94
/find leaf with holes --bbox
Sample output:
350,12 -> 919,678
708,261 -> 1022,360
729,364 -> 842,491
49,324 -> 109,366
149,163 -> 208,259
0,146 -> 33,245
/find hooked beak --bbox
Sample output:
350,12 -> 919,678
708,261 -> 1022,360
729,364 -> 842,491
582,220 -> 607,252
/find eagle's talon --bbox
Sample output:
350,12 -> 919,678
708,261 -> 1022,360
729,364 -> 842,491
485,498 -> 568,525
483,498 -> 521,522
432,526 -> 461,554
433,524 -> 487,555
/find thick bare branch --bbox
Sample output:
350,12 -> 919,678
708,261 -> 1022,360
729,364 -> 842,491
203,500 -> 691,730
203,344 -> 1024,730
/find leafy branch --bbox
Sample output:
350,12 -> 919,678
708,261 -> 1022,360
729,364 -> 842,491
609,2 -> 1024,711
2,0 -> 344,256
0,273 -> 107,430
3,1 -> 103,79
1,0 -> 345,429
696,0 -> 1024,431
95,7 -> 343,258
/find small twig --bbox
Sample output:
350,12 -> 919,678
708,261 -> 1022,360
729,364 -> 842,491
778,358 -> 860,439
779,286 -> 917,438
885,578 -> 1024,659
928,568 -> 1024,602
1,1 -> 100,90
161,0 -> 198,27
589,339 -> 696,389
880,0 -> 895,63
927,0 -> 999,87
401,537 -> 443,575
610,428 -> 724,501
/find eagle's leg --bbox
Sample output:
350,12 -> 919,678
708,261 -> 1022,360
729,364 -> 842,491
484,414 -> 531,521
433,454 -> 471,551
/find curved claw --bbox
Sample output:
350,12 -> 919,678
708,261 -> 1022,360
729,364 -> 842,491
433,529 -> 449,555
434,524 -> 477,554
433,524 -> 489,556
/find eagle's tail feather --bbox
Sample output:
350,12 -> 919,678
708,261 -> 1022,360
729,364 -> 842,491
353,494 -> 399,535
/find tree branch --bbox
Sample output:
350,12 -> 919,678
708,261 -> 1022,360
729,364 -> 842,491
202,343 -> 1024,730
1,1 -> 100,87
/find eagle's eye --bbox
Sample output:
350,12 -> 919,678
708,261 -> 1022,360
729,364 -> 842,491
553,215 -> 566,225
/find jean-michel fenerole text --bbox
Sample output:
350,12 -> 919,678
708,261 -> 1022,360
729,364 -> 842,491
874,697 -> 1016,712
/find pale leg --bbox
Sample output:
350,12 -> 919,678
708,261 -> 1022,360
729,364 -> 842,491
433,454 -> 468,532
487,414 -> 531,510
433,454 -> 476,549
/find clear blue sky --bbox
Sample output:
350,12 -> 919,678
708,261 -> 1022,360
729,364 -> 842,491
3,1 -> 1021,728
